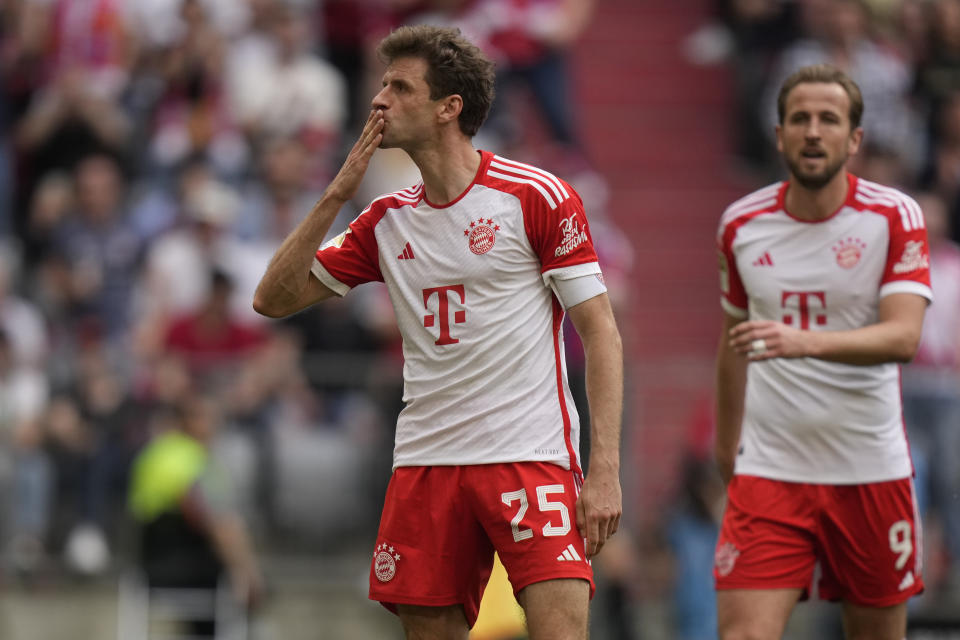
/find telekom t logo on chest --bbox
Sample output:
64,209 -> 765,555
781,290 -> 826,329
423,285 -> 466,345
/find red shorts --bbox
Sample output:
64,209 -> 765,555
369,462 -> 594,627
715,475 -> 924,606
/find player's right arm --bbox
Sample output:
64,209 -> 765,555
715,310 -> 748,485
253,110 -> 384,318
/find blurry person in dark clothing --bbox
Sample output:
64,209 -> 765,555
128,394 -> 262,637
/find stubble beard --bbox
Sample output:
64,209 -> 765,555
785,153 -> 847,190
378,130 -> 396,149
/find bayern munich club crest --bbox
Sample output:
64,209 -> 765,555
373,542 -> 401,582
715,542 -> 740,577
832,237 -> 866,269
464,218 -> 500,255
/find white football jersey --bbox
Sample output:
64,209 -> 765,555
717,174 -> 933,484
313,151 -> 603,471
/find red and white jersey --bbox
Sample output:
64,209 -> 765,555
312,151 -> 602,471
717,174 -> 933,484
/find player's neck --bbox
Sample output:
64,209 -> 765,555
410,140 -> 481,206
784,171 -> 849,221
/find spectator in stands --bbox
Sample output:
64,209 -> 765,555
0,243 -> 48,369
761,0 -> 920,173
666,456 -> 724,640
319,0 -> 393,132
226,2 -> 346,165
34,0 -> 133,96
456,0 -> 599,173
500,0 -> 594,131
128,393 -> 263,638
163,268 -> 269,390
23,170 -> 72,268
41,394 -> 96,571
225,326 -> 324,535
136,174 -> 266,328
913,0 -> 960,143
14,66 -> 131,218
144,0 -> 249,181
72,345 -> 147,552
50,154 -> 142,342
235,136 -> 325,244
0,328 -> 51,577
922,90 -> 960,242
684,0 -> 801,167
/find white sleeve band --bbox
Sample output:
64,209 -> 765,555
550,273 -> 607,309
311,258 -> 350,297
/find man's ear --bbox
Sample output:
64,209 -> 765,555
437,94 -> 463,125
848,126 -> 864,157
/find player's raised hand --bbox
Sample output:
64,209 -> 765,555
326,109 -> 385,203
575,467 -> 622,558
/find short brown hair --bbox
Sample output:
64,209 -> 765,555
776,64 -> 864,129
377,25 -> 496,137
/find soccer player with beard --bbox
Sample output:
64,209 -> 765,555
253,25 -> 622,640
713,64 -> 932,639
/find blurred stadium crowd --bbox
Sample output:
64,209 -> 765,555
0,0 -> 960,638
0,0 -> 613,610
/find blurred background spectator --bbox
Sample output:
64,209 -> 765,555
127,393 -> 262,638
0,0 -> 958,638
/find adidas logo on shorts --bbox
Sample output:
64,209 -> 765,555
899,571 -> 915,591
556,544 -> 582,562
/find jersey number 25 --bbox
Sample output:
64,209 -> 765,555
501,485 -> 571,543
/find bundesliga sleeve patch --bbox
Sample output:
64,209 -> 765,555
718,250 -> 730,295
322,229 -> 351,250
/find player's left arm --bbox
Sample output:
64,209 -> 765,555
567,292 -> 623,558
729,292 -> 928,365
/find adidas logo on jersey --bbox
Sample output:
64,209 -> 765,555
752,251 -> 774,267
397,242 -> 416,260
556,544 -> 582,562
